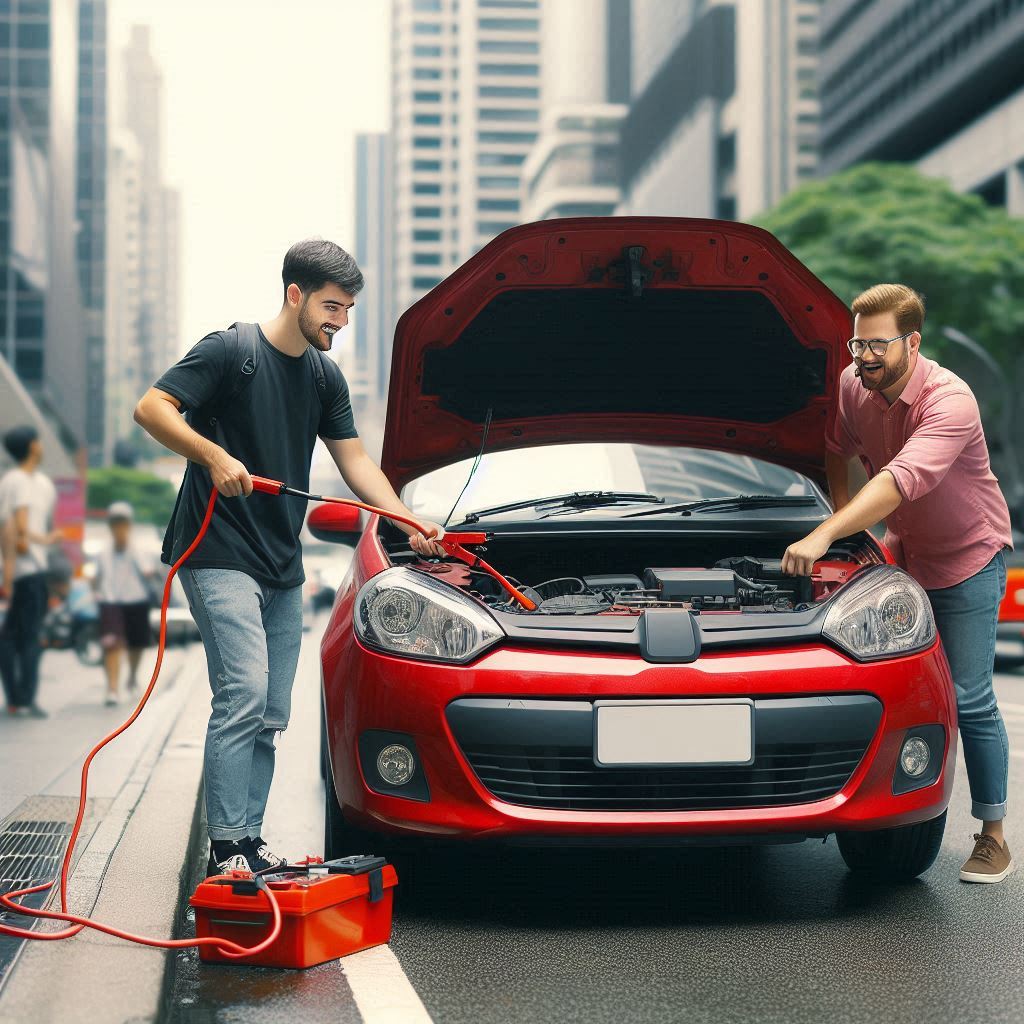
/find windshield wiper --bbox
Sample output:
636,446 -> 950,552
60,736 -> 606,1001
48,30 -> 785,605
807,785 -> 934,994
456,491 -> 663,525
622,494 -> 820,519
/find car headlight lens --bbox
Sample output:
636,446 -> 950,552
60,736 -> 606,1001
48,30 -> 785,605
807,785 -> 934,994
822,567 -> 935,661
355,566 -> 504,663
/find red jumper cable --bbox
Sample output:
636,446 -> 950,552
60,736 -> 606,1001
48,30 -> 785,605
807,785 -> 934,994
0,474 -> 532,955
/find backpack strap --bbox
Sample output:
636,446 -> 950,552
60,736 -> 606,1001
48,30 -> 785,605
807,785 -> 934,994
202,322 -> 260,427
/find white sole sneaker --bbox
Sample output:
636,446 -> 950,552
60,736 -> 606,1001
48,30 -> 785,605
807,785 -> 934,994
959,858 -> 1016,883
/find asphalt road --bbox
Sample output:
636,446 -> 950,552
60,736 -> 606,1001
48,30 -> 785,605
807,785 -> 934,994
167,620 -> 1024,1024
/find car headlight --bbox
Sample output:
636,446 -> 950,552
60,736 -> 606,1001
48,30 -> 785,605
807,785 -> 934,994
822,567 -> 936,661
355,566 -> 504,663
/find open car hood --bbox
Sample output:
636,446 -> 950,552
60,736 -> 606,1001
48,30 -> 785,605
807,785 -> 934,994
382,217 -> 851,491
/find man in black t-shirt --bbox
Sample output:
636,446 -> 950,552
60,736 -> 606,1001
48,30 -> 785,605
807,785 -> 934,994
134,239 -> 446,877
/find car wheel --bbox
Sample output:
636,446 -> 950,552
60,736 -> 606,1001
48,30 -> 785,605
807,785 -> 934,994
836,810 -> 947,881
322,752 -> 419,901
319,692 -> 328,782
74,621 -> 103,667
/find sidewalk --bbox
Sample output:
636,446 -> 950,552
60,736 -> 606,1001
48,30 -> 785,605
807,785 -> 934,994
0,643 -> 211,1023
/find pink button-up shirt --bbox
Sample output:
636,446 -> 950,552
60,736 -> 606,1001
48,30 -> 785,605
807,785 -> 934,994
826,354 -> 1012,590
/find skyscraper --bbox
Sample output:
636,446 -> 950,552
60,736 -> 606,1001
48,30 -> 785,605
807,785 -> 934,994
0,0 -> 89,451
521,0 -> 630,222
818,0 -> 1024,214
119,25 -> 181,389
390,0 -> 542,318
618,0 -> 821,221
351,132 -> 394,409
77,0 -> 108,465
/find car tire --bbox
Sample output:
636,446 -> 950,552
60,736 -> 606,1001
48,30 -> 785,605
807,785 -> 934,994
322,745 -> 420,901
836,810 -> 947,880
74,621 -> 103,667
319,692 -> 328,782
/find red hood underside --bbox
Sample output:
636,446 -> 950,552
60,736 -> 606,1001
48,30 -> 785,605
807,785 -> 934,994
382,217 -> 852,491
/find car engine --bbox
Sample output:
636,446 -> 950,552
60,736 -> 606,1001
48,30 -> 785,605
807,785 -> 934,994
417,555 -> 857,615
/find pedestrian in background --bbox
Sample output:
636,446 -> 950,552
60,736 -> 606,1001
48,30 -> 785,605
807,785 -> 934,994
94,501 -> 155,707
0,425 -> 59,719
783,284 -> 1014,884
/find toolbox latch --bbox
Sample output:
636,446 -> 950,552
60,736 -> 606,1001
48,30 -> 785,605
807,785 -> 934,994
368,867 -> 384,904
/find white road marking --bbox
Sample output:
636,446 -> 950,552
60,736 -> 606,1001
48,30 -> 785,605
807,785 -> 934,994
342,945 -> 434,1023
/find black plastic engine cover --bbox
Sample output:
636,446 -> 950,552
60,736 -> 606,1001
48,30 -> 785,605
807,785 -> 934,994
643,568 -> 738,604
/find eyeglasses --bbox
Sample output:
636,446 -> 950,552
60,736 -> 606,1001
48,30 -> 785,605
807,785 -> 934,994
847,332 -> 914,358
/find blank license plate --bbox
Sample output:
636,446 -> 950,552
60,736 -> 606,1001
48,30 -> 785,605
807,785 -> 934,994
594,701 -> 754,767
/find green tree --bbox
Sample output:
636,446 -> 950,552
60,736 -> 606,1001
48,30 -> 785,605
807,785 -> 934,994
87,467 -> 177,527
754,163 -> 1024,369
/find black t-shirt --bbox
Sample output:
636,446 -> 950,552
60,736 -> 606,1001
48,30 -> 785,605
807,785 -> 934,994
155,325 -> 358,588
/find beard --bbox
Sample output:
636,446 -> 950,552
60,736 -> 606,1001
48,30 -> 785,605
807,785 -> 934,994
298,298 -> 332,350
857,346 -> 910,392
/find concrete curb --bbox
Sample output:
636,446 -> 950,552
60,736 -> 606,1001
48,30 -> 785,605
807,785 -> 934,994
0,653 -> 210,1024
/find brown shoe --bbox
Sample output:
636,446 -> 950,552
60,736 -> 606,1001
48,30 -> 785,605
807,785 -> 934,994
959,833 -> 1015,883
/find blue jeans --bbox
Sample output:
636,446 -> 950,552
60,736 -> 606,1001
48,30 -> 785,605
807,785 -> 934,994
926,550 -> 1009,822
180,568 -> 304,842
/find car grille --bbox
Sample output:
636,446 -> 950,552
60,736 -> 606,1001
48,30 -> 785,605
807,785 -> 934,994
447,695 -> 881,812
460,741 -> 869,811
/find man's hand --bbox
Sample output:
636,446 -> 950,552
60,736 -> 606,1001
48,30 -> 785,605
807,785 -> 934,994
782,531 -> 831,577
45,529 -> 64,546
207,449 -> 253,498
404,520 -> 446,558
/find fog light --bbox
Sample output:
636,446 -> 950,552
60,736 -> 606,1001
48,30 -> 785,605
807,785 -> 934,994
376,744 -> 415,786
900,737 -> 930,777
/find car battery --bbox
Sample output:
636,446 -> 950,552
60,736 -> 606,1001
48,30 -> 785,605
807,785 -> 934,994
190,854 -> 398,969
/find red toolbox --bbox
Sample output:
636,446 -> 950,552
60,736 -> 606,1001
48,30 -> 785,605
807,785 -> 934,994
190,855 -> 398,968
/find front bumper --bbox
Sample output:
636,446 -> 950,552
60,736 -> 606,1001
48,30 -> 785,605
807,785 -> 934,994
323,636 -> 957,842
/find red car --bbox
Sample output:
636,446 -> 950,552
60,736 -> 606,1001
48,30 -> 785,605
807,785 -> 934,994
315,218 -> 957,882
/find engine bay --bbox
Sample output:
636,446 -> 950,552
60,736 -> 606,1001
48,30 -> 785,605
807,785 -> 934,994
387,529 -> 875,616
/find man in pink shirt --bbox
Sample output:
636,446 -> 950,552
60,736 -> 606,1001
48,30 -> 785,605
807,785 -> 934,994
783,283 -> 1014,883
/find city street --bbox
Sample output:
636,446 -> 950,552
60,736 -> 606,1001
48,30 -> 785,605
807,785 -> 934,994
163,617 -> 1024,1024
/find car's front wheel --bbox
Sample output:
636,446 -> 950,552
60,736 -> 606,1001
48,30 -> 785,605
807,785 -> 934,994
836,810 -> 947,880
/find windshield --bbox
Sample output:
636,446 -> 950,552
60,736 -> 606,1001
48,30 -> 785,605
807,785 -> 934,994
402,444 -> 819,523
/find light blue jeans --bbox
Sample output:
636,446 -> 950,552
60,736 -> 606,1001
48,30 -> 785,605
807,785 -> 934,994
180,568 -> 304,841
926,550 -> 1009,822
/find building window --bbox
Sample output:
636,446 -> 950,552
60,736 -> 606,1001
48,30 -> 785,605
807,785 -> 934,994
477,221 -> 517,235
413,158 -> 442,171
479,0 -> 538,7
413,229 -> 442,241
479,152 -> 526,166
16,22 -> 49,49
477,131 -> 537,144
414,182 -> 442,194
414,90 -> 442,102
413,67 -> 442,79
413,45 -> 442,57
414,113 -> 442,125
478,17 -> 539,30
478,108 -> 538,122
413,136 -> 442,148
414,206 -> 442,218
478,63 -> 538,76
479,85 -> 538,99
414,22 -> 442,34
478,197 -> 519,211
478,175 -> 519,189
413,276 -> 443,289
413,0 -> 442,9
479,40 -> 538,55
414,252 -> 442,265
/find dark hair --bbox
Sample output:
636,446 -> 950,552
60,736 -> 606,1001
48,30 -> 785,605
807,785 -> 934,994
3,424 -> 39,463
282,239 -> 364,300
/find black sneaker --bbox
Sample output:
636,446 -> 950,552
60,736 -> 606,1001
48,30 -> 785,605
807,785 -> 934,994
206,843 -> 253,878
244,837 -> 287,873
